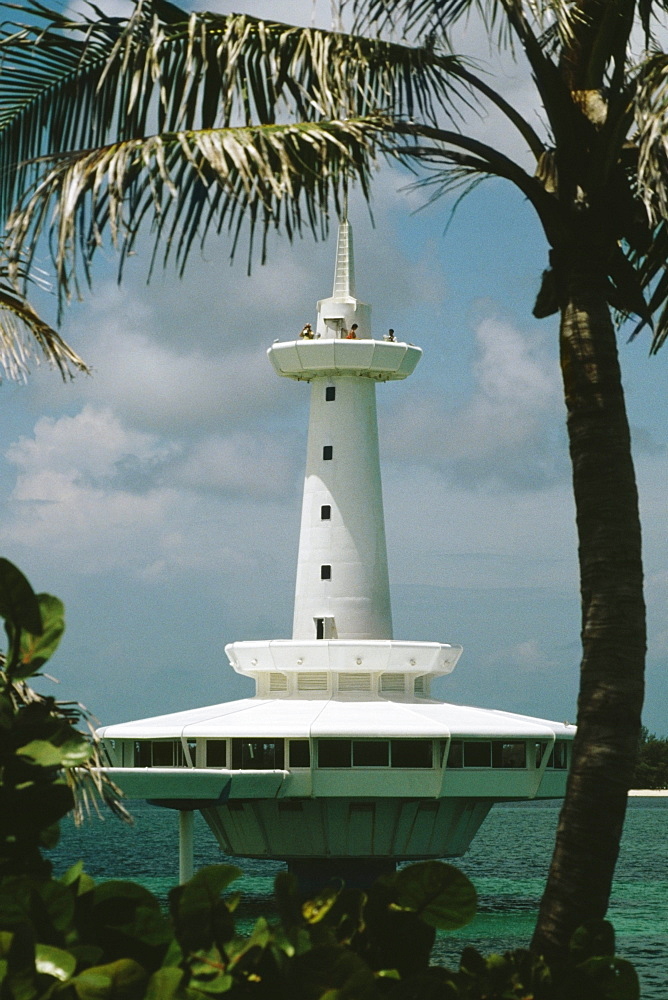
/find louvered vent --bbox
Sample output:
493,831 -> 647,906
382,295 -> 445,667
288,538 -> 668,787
298,672 -> 328,691
380,673 -> 405,693
269,673 -> 288,692
338,673 -> 372,692
414,676 -> 427,696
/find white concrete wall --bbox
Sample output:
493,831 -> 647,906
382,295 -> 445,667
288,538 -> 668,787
292,375 -> 393,641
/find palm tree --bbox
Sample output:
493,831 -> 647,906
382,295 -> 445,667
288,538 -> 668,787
1,0 -> 666,958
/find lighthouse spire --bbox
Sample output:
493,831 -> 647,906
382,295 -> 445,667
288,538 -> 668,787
315,217 -> 370,339
333,217 -> 355,300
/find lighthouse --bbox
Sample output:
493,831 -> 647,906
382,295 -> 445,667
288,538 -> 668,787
98,220 -> 574,885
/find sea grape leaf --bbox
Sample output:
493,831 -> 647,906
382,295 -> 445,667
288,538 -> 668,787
577,956 -> 640,1000
38,879 -> 76,933
144,966 -> 184,999
60,860 -> 85,886
302,883 -> 341,924
570,919 -> 616,959
0,559 -> 42,635
391,861 -> 477,930
73,958 -> 148,1000
93,881 -> 162,913
174,865 -> 243,949
35,944 -> 76,982
13,595 -> 65,677
16,737 -> 92,769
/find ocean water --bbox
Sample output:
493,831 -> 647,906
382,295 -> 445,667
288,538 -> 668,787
51,798 -> 667,997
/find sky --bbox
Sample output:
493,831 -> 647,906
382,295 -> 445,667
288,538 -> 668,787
1,0 -> 667,735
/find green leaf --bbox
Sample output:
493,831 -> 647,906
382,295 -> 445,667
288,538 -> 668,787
14,594 -> 65,677
16,737 -> 92,769
0,559 -> 42,635
144,966 -> 184,999
72,958 -> 148,1000
570,919 -> 616,960
577,956 -> 640,1000
301,883 -> 341,924
38,879 -> 75,933
35,944 -> 76,982
60,860 -> 85,887
177,865 -> 243,927
391,862 -> 477,930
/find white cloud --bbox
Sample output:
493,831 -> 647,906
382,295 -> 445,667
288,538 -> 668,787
0,405 -> 300,578
383,313 -> 564,489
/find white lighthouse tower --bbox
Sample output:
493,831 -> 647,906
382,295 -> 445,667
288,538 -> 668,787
98,220 -> 574,886
276,219 -> 406,642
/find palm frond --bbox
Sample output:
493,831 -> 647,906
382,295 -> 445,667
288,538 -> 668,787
0,1 -> 474,223
4,117 -> 389,309
0,262 -> 88,381
635,51 -> 668,224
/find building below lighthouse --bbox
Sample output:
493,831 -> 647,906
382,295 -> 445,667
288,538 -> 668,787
98,220 -> 574,884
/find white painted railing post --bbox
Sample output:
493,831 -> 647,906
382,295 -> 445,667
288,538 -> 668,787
178,810 -> 194,884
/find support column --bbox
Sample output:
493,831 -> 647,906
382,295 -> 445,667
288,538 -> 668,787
179,810 -> 195,884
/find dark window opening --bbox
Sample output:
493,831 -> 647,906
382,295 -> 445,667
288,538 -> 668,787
318,739 -> 351,768
323,445 -> 333,460
289,740 -> 311,767
391,739 -> 433,768
315,618 -> 324,639
321,565 -> 331,580
353,740 -> 389,767
547,741 -> 568,769
135,740 -> 188,767
325,386 -> 336,401
492,741 -> 526,768
152,742 -> 175,767
464,741 -> 491,767
206,740 -> 227,768
321,505 -> 331,520
446,740 -> 463,768
231,739 -> 285,770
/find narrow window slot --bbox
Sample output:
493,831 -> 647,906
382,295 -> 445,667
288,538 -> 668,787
325,386 -> 336,401
321,505 -> 331,520
321,565 -> 331,580
323,445 -> 333,460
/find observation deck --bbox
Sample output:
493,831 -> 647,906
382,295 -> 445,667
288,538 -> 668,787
267,337 -> 421,381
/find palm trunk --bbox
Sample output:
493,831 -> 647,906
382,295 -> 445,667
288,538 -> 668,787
532,255 -> 646,959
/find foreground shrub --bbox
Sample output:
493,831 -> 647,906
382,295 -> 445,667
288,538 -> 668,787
0,558 -> 640,999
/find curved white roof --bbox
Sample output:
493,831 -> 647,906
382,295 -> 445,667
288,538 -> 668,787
97,695 -> 573,741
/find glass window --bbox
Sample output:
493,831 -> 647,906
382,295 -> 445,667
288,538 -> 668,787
464,742 -> 491,767
152,741 -> 174,767
323,445 -> 333,460
492,741 -> 526,768
535,741 -> 549,767
353,740 -> 389,767
321,565 -> 331,580
231,739 -> 285,770
446,740 -> 463,767
206,740 -> 227,768
135,741 -> 152,767
391,740 -> 433,768
289,740 -> 311,767
321,505 -> 331,520
550,741 -> 569,769
325,386 -> 336,401
318,739 -> 351,767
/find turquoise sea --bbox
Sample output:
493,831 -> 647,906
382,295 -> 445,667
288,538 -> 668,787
51,798 -> 667,997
